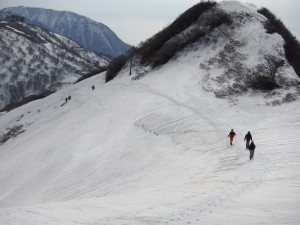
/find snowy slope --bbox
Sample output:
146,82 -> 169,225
0,1 -> 299,225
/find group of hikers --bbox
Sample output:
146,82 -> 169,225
228,129 -> 256,160
62,86 -> 95,107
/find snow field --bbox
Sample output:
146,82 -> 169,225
0,1 -> 300,224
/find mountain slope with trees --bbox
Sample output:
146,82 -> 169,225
0,6 -> 132,58
0,20 -> 109,110
106,0 -> 300,102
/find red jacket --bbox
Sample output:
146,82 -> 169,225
228,131 -> 236,138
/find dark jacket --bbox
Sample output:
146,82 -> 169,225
244,132 -> 252,141
249,142 -> 256,151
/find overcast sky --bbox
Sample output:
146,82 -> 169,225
0,0 -> 299,46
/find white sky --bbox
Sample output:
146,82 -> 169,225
0,0 -> 299,46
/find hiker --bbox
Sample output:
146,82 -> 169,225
65,97 -> 68,103
249,141 -> 256,160
91,85 -> 95,90
244,131 -> 253,149
228,129 -> 236,145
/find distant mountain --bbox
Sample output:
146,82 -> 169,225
0,20 -> 109,109
0,6 -> 132,58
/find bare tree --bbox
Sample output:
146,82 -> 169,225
273,43 -> 285,58
261,54 -> 284,81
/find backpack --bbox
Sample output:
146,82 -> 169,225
249,143 -> 256,150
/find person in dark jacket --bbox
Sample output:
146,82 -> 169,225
228,129 -> 236,145
244,131 -> 252,149
249,141 -> 256,160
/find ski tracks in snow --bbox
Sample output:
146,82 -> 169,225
110,82 -> 272,224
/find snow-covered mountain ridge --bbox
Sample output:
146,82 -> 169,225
0,20 -> 109,110
110,0 -> 299,104
0,1 -> 299,224
0,6 -> 132,58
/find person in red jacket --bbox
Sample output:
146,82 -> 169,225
228,129 -> 236,145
